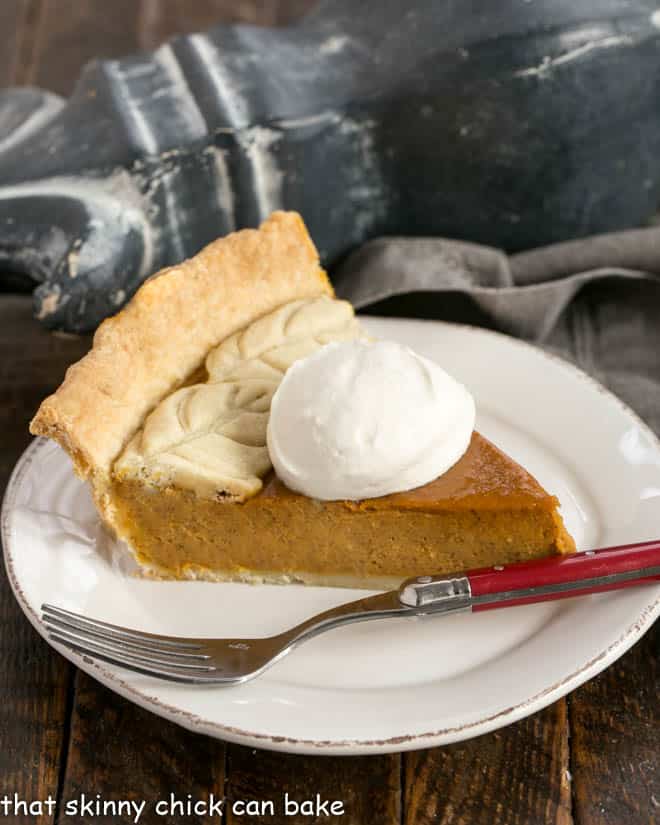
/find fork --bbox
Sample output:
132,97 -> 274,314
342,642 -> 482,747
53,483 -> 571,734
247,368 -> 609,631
42,540 -> 660,685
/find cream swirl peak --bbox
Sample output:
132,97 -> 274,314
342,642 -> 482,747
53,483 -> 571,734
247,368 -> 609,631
267,339 -> 476,501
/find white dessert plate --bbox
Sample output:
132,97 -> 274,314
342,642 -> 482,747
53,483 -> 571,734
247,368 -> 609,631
3,318 -> 659,755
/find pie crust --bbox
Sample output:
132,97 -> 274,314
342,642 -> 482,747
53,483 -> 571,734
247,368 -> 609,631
31,211 -> 575,587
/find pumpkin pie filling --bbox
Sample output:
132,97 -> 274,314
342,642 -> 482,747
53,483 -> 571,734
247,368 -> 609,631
30,211 -> 575,589
109,432 -> 574,588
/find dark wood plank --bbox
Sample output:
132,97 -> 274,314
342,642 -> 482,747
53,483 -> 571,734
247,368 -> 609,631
30,0 -> 312,97
272,0 -> 315,25
31,0 -> 143,96
57,671 -> 226,824
570,622 -> 659,825
404,701 -> 573,825
9,0 -> 48,87
0,291 -> 89,519
225,744 -> 400,824
0,576 -> 71,825
1,0 -> 48,88
0,296 -> 88,490
136,0 -> 313,52
0,0 -> 26,86
0,295 -> 88,825
0,296 -> 88,463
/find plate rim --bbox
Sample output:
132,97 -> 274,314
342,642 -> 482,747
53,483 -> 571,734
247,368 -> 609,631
3,319 -> 660,755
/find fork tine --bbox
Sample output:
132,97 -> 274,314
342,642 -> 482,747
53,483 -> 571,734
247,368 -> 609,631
42,604 -> 202,649
49,632 -> 222,684
43,623 -> 213,670
47,631 -> 223,684
43,613 -> 210,661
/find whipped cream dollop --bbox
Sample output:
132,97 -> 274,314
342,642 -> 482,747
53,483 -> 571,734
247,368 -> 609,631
267,339 -> 476,501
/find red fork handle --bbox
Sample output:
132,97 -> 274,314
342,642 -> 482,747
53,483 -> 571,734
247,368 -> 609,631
468,540 -> 660,612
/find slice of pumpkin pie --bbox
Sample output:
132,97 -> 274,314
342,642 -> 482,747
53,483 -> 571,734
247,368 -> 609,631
30,211 -> 575,588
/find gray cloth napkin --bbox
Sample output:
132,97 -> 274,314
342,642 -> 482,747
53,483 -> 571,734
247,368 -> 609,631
334,227 -> 660,435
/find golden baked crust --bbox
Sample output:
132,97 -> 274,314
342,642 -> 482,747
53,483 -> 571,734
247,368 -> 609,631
30,212 -> 332,481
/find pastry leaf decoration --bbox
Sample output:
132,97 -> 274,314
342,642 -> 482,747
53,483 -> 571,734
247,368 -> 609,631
115,297 -> 362,499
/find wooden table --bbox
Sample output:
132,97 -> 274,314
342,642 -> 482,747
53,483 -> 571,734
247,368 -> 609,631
1,4 -> 658,823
